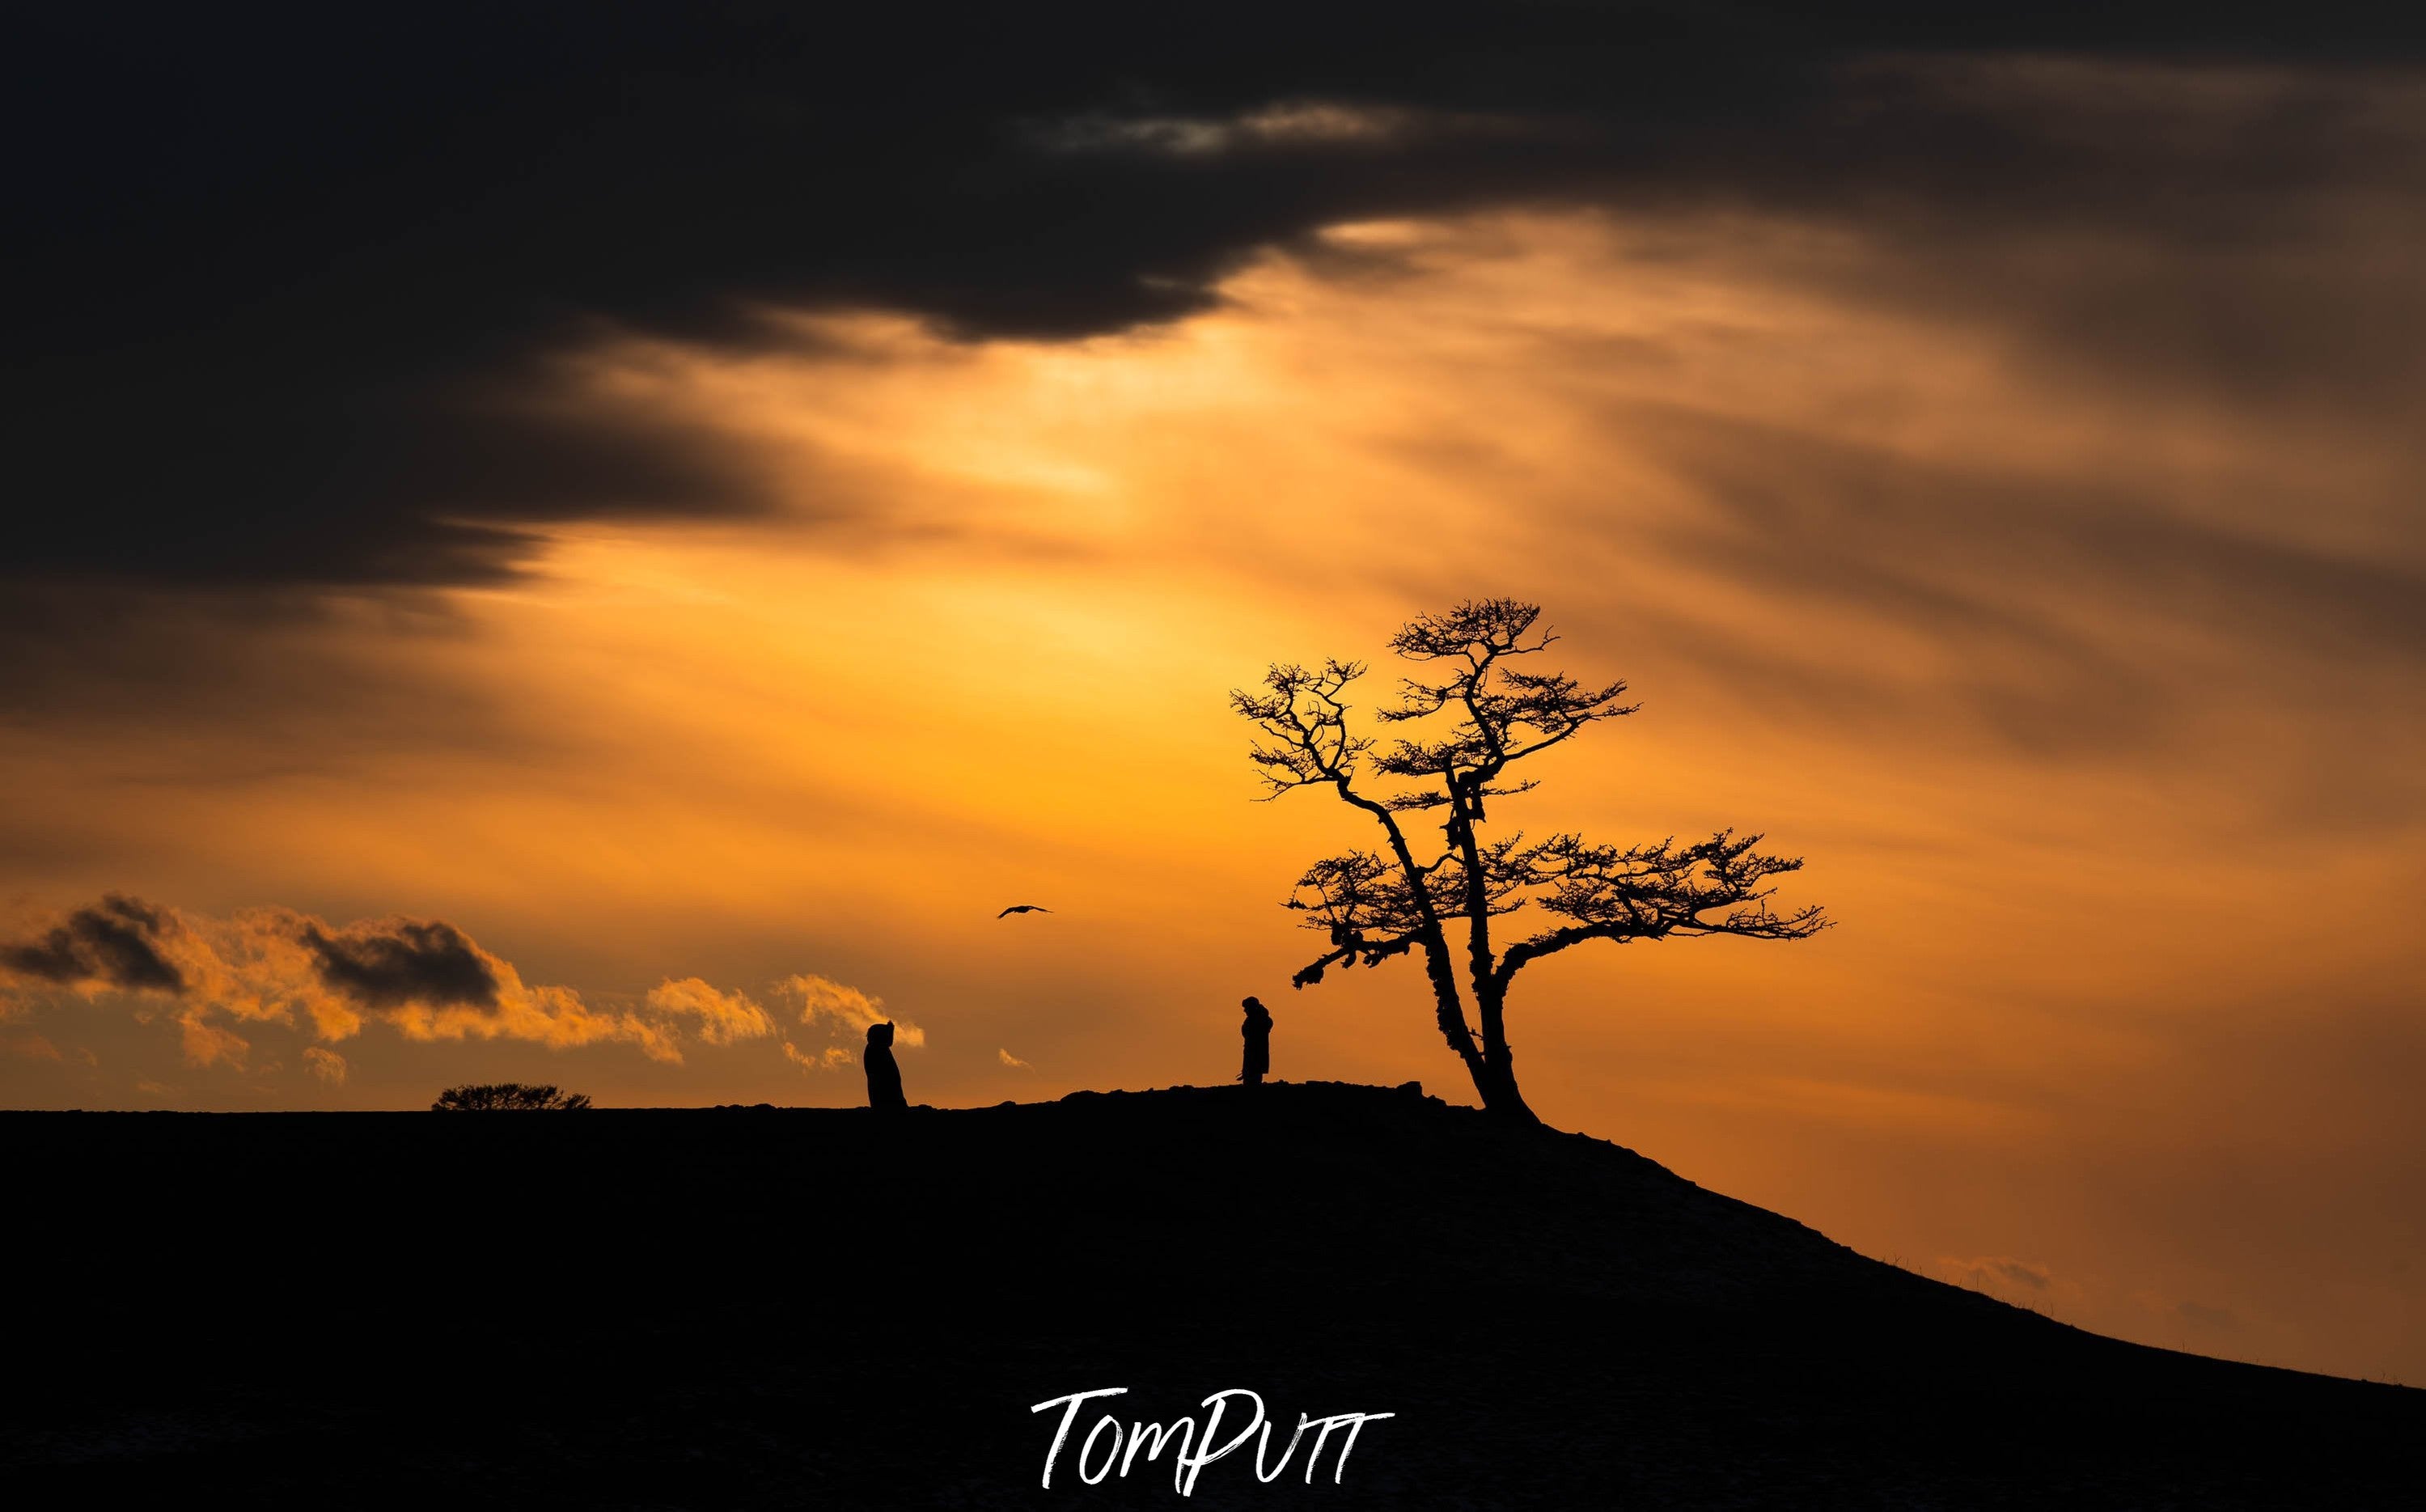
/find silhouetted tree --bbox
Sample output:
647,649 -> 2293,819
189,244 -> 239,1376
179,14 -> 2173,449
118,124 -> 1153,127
431,1082 -> 593,1112
1233,599 -> 1827,1123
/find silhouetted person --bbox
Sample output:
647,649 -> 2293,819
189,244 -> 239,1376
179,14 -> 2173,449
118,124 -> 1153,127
1239,996 -> 1272,1087
863,1022 -> 907,1111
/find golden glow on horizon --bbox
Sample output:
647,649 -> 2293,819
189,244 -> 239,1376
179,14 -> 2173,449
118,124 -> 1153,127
2,210 -> 2420,1381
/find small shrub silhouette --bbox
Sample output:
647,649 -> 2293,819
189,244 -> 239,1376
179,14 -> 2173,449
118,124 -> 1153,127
430,1082 -> 592,1112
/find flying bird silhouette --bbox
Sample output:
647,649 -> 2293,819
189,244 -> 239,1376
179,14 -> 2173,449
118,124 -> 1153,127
997,904 -> 1052,918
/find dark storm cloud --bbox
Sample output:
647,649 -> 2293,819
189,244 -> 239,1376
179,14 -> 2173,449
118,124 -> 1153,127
2,898 -> 505,1012
7,3 -> 2423,597
0,895 -> 185,993
301,920 -> 502,1012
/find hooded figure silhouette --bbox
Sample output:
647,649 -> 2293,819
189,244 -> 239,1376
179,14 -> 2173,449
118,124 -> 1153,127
1238,997 -> 1272,1087
863,1022 -> 907,1111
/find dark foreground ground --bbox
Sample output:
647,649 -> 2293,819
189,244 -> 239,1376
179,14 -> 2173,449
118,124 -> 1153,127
6,1082 -> 2420,1508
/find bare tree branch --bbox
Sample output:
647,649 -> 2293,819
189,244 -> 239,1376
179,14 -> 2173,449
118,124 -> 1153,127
1490,829 -> 1830,993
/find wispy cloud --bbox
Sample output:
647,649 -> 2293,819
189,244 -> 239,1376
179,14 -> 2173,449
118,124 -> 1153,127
645,977 -> 777,1046
1941,1256 -> 2053,1294
3,1031 -> 63,1061
777,972 -> 922,1048
782,1040 -> 855,1074
1034,100 -> 1482,159
2177,1300 -> 2239,1332
0,895 -> 891,1084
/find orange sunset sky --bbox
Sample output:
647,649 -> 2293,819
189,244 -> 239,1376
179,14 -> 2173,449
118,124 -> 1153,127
6,22 -> 2423,1387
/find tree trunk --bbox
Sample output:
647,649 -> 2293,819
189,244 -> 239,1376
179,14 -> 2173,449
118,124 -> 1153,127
1472,985 -> 1539,1123
1416,931 -> 1488,1093
1472,1053 -> 1536,1121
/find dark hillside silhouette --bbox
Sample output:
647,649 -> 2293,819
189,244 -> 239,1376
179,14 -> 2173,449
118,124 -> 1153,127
1235,599 -> 1824,1121
6,1086 -> 2419,1506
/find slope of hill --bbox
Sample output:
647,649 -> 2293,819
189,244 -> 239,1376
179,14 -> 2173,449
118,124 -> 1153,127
6,1082 -> 2419,1506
